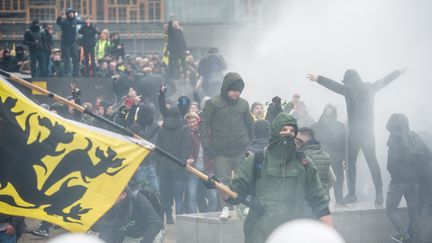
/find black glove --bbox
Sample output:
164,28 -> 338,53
201,174 -> 220,189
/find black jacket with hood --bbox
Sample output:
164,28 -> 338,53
386,113 -> 431,183
155,108 -> 192,179
23,21 -> 45,52
56,8 -> 82,45
317,69 -> 401,128
199,72 -> 254,157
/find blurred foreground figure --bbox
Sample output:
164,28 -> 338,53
385,113 -> 432,243
265,219 -> 345,243
307,68 -> 407,205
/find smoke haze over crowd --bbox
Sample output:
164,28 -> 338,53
227,0 -> 432,198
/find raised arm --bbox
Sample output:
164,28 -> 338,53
157,85 -> 169,118
372,69 -> 406,92
307,73 -> 347,95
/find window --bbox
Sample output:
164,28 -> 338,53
5,0 -> 11,10
118,0 -> 129,4
109,0 -> 115,5
139,3 -> 145,20
118,6 -> 126,20
148,0 -> 161,21
30,8 -> 56,21
108,7 -> 117,20
130,10 -> 137,21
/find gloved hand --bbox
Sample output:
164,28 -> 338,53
201,174 -> 220,189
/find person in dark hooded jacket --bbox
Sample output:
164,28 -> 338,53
312,104 -> 346,205
0,49 -> 19,72
23,20 -> 46,77
307,68 -> 407,205
155,107 -> 192,223
56,8 -> 82,77
129,105 -> 160,192
265,96 -> 283,125
385,113 -> 432,243
79,17 -> 98,77
199,72 -> 254,215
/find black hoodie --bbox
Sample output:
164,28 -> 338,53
23,20 -> 44,52
155,108 -> 192,178
56,8 -> 81,45
386,113 -> 431,182
317,69 -> 401,127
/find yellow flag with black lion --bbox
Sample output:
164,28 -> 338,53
0,77 -> 151,232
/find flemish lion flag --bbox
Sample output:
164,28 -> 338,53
0,77 -> 151,232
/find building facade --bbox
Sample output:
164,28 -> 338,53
0,0 -> 263,55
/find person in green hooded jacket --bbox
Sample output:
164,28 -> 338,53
224,112 -> 332,243
199,72 -> 254,217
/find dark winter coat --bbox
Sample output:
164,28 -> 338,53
23,23 -> 44,52
0,55 -> 19,72
386,113 -> 431,183
298,140 -> 332,193
312,114 -> 346,157
199,72 -> 254,157
42,29 -> 53,54
56,11 -> 81,45
317,70 -> 401,128
198,54 -> 227,81
78,24 -> 98,47
167,21 -> 187,56
155,115 -> 192,179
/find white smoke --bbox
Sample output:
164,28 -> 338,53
227,0 -> 432,200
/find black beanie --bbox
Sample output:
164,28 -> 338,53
228,80 -> 244,91
254,120 -> 271,139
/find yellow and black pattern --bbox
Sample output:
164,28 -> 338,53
0,78 -> 150,232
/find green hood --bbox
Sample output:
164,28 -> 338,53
267,112 -> 298,165
220,72 -> 244,101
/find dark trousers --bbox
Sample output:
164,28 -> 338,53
159,173 -> 185,217
61,42 -> 79,77
83,45 -> 95,77
386,181 -> 421,242
168,51 -> 186,80
346,126 -> 383,197
29,50 -> 46,78
43,52 -> 51,77
329,151 -> 345,203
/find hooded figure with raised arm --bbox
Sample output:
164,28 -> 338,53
307,68 -> 407,205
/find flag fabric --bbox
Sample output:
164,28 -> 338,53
0,77 -> 152,232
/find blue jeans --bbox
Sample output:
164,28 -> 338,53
135,164 -> 159,192
185,173 -> 217,214
0,232 -> 16,243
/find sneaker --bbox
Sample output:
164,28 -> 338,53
31,228 -> 49,237
219,207 -> 231,220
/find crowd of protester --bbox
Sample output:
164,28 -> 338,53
1,9 -> 432,243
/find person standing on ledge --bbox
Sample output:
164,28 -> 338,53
306,68 -> 407,205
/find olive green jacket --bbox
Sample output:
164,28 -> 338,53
199,72 -> 254,157
230,113 -> 329,243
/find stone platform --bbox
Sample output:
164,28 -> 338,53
176,202 -> 432,243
